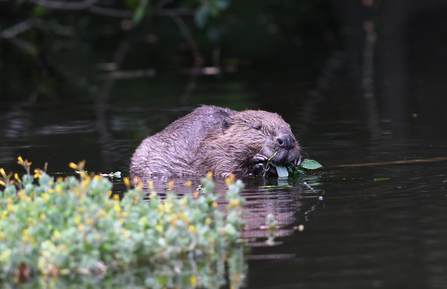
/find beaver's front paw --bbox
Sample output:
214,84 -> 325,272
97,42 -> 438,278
250,154 -> 269,177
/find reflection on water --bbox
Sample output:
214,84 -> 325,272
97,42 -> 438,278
1,2 -> 447,287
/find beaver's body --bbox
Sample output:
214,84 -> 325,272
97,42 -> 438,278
130,105 -> 302,180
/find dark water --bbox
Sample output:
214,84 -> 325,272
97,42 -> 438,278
2,9 -> 447,289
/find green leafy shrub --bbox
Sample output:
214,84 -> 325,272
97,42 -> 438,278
0,158 -> 246,288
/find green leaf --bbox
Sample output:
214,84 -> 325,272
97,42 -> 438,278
275,166 -> 289,177
32,5 -> 47,17
374,177 -> 390,181
132,0 -> 149,24
300,160 -> 323,170
132,7 -> 145,23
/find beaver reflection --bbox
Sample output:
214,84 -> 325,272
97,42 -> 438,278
130,105 -> 302,181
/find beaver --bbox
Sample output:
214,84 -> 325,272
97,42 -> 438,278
129,105 -> 302,180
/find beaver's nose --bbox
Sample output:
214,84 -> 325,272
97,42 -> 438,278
276,134 -> 295,149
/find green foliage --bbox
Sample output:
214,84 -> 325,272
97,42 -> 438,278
287,159 -> 323,177
0,158 -> 246,288
300,160 -> 323,170
132,0 -> 150,24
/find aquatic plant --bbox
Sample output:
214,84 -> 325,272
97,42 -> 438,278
0,157 -> 246,288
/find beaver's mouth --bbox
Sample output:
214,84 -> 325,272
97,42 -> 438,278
252,153 -> 303,177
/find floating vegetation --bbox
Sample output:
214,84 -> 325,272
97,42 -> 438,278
286,159 -> 323,177
0,157 -> 246,288
263,151 -> 323,178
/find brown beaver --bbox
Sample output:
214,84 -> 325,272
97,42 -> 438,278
130,105 -> 302,180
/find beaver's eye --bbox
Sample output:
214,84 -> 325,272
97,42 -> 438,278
252,121 -> 262,130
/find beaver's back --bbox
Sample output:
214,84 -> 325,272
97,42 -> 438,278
129,105 -> 236,180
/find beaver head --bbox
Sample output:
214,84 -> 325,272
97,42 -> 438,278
195,110 -> 302,177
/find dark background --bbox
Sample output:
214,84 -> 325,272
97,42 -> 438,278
1,0 -> 447,172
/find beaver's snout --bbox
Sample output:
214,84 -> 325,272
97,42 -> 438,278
276,134 -> 295,149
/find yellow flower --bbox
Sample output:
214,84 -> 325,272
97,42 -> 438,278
114,203 -> 121,213
34,169 -> 42,179
41,193 -> 49,201
86,217 -> 94,225
17,156 -> 24,165
18,190 -> 29,202
121,229 -> 130,239
39,214 -> 46,221
123,177 -> 130,187
0,232 -> 6,240
164,202 -> 173,213
184,180 -> 192,188
206,172 -> 213,179
155,225 -> 163,232
77,207 -> 84,214
182,198 -> 188,206
23,229 -> 30,235
69,162 -> 78,170
148,180 -> 154,191
54,231 -> 60,239
225,173 -> 235,186
75,216 -> 81,224
73,187 -> 80,197
189,225 -> 196,234
56,185 -> 63,195
1,210 -> 8,219
0,168 -> 6,178
80,179 -> 89,189
0,180 -> 5,187
14,173 -> 20,182
27,219 -> 36,227
178,213 -> 188,222
107,190 -> 112,197
7,203 -> 14,213
48,189 -> 55,194
113,194 -> 120,201
167,180 -> 174,190
227,199 -> 239,208
191,275 -> 197,287
78,224 -> 85,231
212,202 -> 218,208
205,218 -> 211,225
150,192 -> 157,198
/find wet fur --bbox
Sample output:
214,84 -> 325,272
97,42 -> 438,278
130,105 -> 301,180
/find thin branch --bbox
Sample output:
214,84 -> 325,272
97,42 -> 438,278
29,0 -> 99,10
155,0 -> 173,9
1,19 -> 74,38
153,8 -> 195,16
0,20 -> 33,39
169,12 -> 200,63
88,5 -> 132,17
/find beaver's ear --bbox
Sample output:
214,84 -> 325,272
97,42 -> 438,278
251,120 -> 262,130
222,118 -> 232,133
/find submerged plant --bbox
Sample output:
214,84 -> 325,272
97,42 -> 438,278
0,157 -> 246,288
